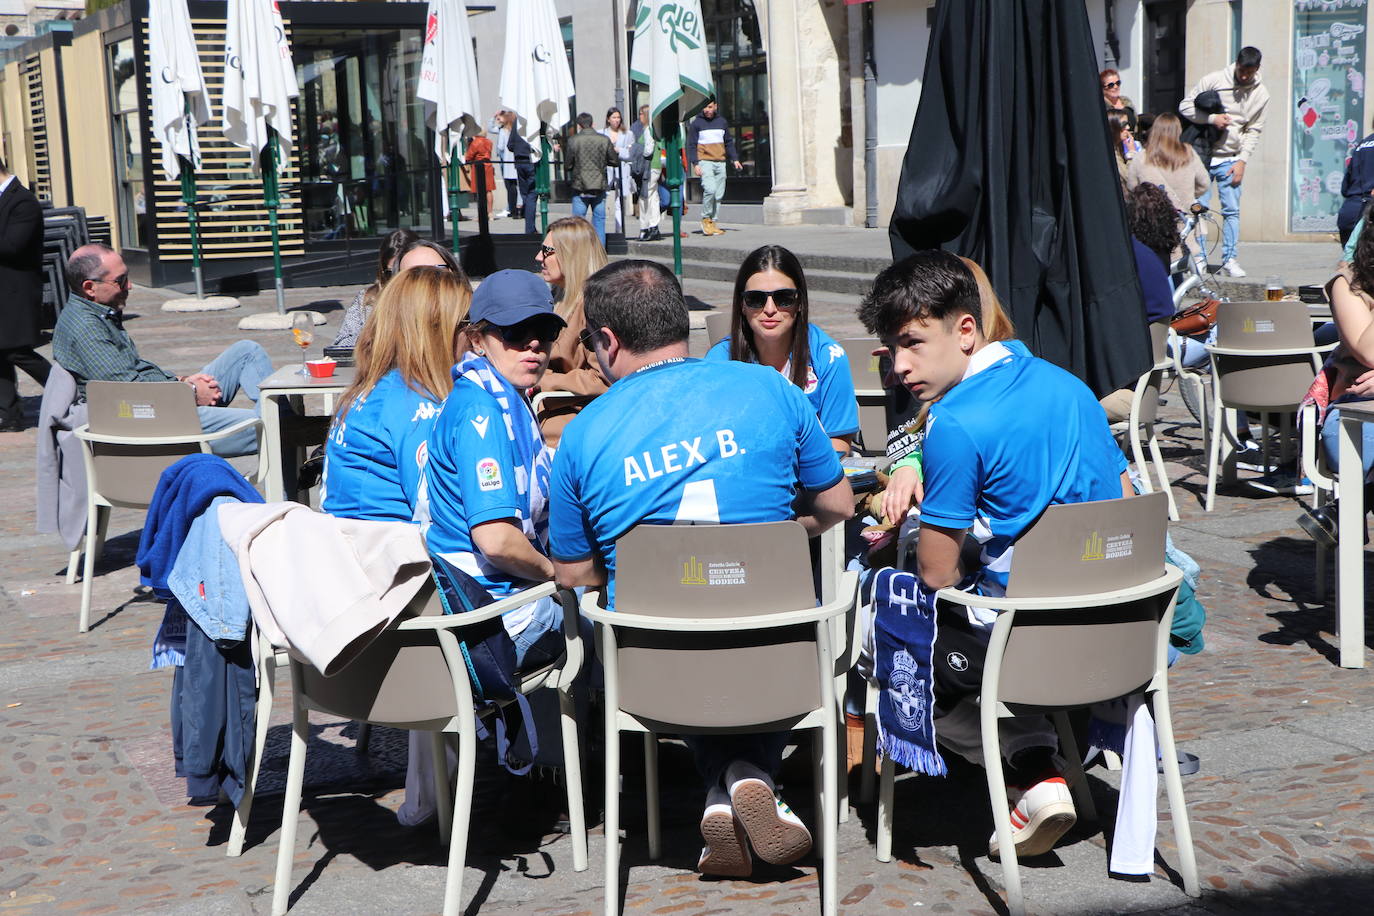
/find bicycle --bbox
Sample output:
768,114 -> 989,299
1168,203 -> 1227,440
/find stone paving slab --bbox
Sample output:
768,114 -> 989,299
1,269 -> 1373,914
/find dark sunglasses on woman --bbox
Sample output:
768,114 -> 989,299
494,316 -> 563,348
742,288 -> 800,310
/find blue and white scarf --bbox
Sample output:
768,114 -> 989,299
455,352 -> 555,547
872,567 -> 947,776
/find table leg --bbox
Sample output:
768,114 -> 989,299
1337,415 -> 1365,668
262,394 -> 285,503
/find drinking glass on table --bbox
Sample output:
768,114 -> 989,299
291,312 -> 313,375
1265,276 -> 1284,301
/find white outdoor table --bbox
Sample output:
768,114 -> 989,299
257,364 -> 354,503
1336,399 -> 1374,668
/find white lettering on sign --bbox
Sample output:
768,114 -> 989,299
1104,534 -> 1134,560
705,560 -> 747,586
132,404 -> 156,420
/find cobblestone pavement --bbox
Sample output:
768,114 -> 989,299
1,277 -> 1372,915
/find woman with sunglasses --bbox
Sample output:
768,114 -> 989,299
535,217 -> 610,446
1101,68 -> 1137,135
331,235 -> 462,347
705,245 -> 858,454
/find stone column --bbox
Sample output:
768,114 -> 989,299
763,0 -> 809,224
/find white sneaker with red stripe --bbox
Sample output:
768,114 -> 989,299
988,773 -> 1076,859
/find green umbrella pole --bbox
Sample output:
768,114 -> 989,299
538,122 -> 551,235
448,154 -> 461,253
262,130 -> 286,315
664,101 -> 683,279
178,156 -> 204,299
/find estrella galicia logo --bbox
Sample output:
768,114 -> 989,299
1081,531 -> 1105,562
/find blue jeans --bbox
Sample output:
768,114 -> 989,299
1320,403 -> 1374,478
686,731 -> 791,792
1198,159 -> 1243,263
571,191 -> 607,245
507,593 -> 596,767
197,340 -> 272,458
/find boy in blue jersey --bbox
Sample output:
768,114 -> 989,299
859,251 -> 1131,860
550,260 -> 853,878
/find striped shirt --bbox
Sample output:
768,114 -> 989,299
687,113 -> 738,165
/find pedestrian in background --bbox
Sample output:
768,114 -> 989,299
0,157 -> 51,432
687,99 -> 742,237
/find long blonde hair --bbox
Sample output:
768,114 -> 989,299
337,266 -> 472,418
1143,111 -> 1194,173
545,216 -> 608,319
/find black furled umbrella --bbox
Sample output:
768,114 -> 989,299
889,0 -> 1149,397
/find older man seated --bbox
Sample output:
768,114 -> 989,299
52,244 -> 271,457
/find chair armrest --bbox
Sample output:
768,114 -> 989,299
934,566 -> 1183,613
1205,343 -> 1336,358
531,390 -> 581,415
1299,403 -> 1336,490
74,416 -> 262,447
853,387 -> 885,399
396,580 -> 558,630
582,570 -> 859,632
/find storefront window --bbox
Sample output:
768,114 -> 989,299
107,37 -> 146,248
700,0 -> 768,179
294,28 -> 431,244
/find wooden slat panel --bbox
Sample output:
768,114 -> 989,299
23,54 -> 50,203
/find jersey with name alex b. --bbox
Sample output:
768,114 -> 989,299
548,358 -> 844,607
321,368 -> 441,523
705,322 -> 860,439
918,341 -> 1127,599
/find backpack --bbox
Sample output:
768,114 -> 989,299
428,552 -> 538,774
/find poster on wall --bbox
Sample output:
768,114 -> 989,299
1291,0 -> 1368,233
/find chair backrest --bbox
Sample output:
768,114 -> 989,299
839,337 -> 889,454
1214,299 -> 1315,350
612,520 -> 823,728
705,310 -> 732,347
995,491 -> 1175,709
84,382 -> 206,506
1212,300 -> 1319,411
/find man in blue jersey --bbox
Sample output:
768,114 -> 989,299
549,259 -> 853,877
859,250 -> 1131,861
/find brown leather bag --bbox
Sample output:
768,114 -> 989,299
1171,297 -> 1220,336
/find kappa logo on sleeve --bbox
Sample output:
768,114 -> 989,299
476,457 -> 503,491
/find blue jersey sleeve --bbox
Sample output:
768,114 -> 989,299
917,410 -> 980,530
548,439 -> 596,562
430,389 -> 523,529
812,337 -> 860,438
790,383 -> 844,491
703,337 -> 731,361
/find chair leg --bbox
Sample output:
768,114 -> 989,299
1147,431 -> 1179,520
1130,429 -> 1151,493
356,723 -> 372,755
228,646 -> 278,857
433,731 -> 453,846
644,732 -> 661,861
441,725 -> 477,916
834,684 -> 850,824
821,716 -> 838,916
78,502 -> 99,633
93,505 -> 110,560
271,682 -> 310,916
983,710 -> 1023,916
875,754 -> 895,862
66,545 -> 80,585
859,680 -> 878,804
1151,689 -> 1200,898
603,701 -> 621,916
1051,711 -> 1098,825
1205,401 -> 1225,512
559,686 -> 588,872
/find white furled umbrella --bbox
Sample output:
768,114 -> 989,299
149,0 -> 210,180
629,0 -> 714,129
417,0 -> 481,165
497,0 -> 574,142
222,0 -> 299,177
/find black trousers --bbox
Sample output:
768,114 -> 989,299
0,345 -> 51,423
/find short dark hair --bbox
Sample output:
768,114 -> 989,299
1236,46 -> 1262,69
858,250 -> 982,339
584,259 -> 689,353
66,244 -> 116,292
576,112 -> 594,129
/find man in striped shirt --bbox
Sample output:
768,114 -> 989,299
687,100 -> 742,237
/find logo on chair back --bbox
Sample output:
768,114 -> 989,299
1081,531 -> 1106,561
117,401 -> 155,420
117,400 -> 133,419
1242,317 -> 1275,334
681,556 -> 707,585
1081,530 -> 1134,562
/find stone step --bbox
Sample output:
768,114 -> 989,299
636,253 -> 874,298
800,206 -> 853,226
625,236 -> 892,276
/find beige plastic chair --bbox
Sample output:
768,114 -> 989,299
1110,322 -> 1179,520
873,492 -> 1198,915
1299,402 -> 1338,601
582,520 -> 857,916
704,310 -> 732,347
271,580 -> 588,916
1204,301 -> 1332,511
839,337 -> 888,456
71,381 -> 262,632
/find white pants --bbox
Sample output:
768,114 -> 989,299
639,167 -> 661,235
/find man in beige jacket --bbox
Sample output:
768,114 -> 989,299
1180,46 -> 1269,278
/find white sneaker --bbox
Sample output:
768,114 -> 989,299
492,209 -> 510,219
697,786 -> 752,877
724,760 -> 812,865
1223,258 -> 1247,278
989,773 -> 1076,859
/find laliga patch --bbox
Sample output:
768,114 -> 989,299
476,457 -> 503,491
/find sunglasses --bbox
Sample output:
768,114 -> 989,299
741,288 -> 800,310
578,327 -> 601,352
1103,80 -> 1121,89
490,316 -> 563,348
537,244 -> 558,258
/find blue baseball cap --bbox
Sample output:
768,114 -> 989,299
469,269 -> 565,329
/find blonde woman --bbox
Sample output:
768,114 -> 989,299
322,264 -> 472,521
1127,111 -> 1209,212
535,216 -> 610,445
